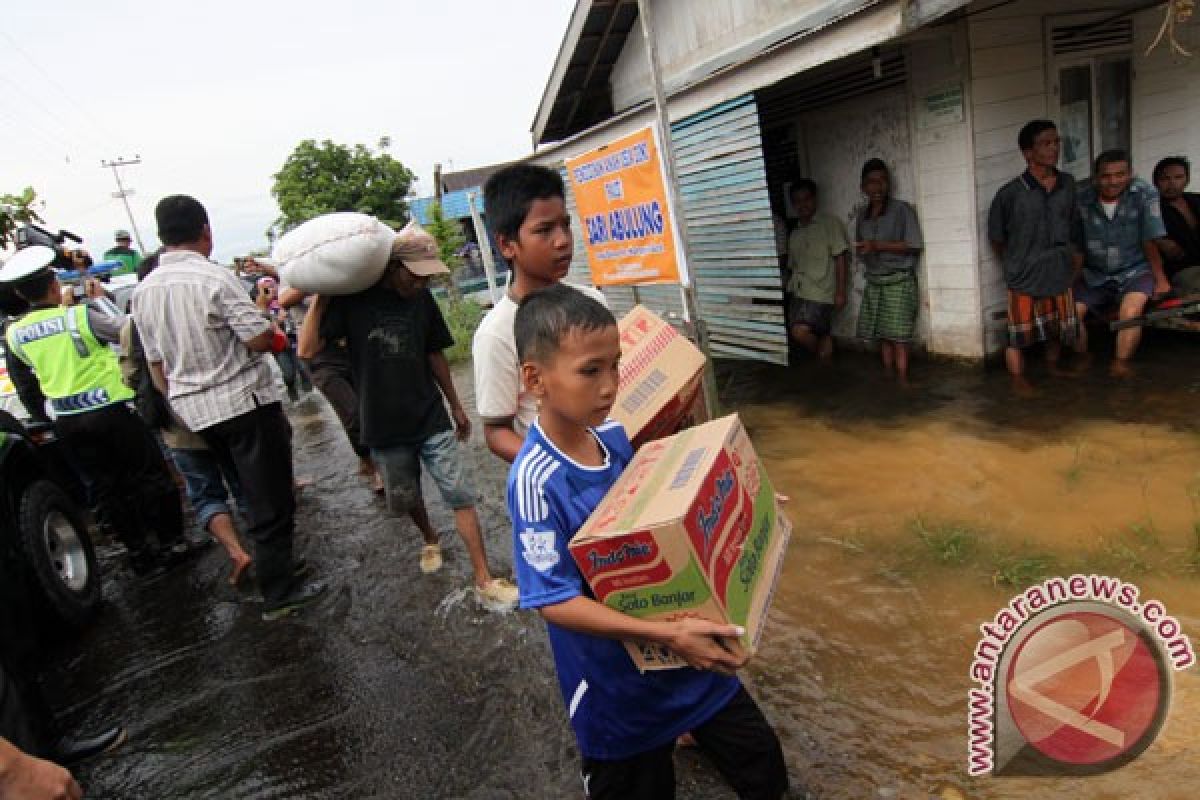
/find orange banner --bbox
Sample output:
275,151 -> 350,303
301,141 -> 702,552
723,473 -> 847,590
565,127 -> 682,287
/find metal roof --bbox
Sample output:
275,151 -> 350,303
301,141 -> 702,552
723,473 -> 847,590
532,0 -> 639,147
531,0 -> 973,149
440,163 -> 513,193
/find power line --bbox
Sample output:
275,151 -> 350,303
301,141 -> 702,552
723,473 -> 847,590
0,110 -> 74,164
0,29 -> 126,154
0,71 -> 91,158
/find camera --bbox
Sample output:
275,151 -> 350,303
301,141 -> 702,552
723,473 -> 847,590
14,224 -> 82,271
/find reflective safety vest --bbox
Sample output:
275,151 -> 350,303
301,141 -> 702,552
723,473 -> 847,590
5,305 -> 133,415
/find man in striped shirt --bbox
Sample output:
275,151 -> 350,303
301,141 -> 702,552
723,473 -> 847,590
133,195 -> 325,621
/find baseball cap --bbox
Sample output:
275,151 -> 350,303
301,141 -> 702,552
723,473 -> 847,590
115,229 -> 132,240
390,220 -> 449,277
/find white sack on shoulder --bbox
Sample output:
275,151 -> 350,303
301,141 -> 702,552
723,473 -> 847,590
272,212 -> 396,295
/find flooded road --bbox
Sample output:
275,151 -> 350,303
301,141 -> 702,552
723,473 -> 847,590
50,366 -> 741,799
47,331 -> 1199,798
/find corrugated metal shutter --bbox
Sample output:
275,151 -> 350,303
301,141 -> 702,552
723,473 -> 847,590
561,94 -> 785,363
672,95 -> 785,364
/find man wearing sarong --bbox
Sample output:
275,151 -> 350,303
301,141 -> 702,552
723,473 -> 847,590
854,158 -> 923,382
987,119 -> 1079,392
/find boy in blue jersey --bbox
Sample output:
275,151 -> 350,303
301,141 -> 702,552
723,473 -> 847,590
507,284 -> 788,799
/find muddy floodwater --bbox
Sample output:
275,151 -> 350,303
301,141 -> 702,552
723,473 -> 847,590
730,331 -> 1200,800
50,332 -> 1199,799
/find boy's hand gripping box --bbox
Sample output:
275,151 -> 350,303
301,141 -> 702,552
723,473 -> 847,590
612,305 -> 707,449
569,414 -> 792,671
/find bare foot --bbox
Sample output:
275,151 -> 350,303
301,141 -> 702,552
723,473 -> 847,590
228,553 -> 253,586
1068,352 -> 1093,374
1109,359 -> 1134,379
1010,374 -> 1036,397
370,472 -> 385,494
294,475 -> 315,490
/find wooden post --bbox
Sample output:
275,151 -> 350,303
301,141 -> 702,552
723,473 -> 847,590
636,0 -> 720,418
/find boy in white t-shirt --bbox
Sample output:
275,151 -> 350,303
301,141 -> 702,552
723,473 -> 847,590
472,164 -> 605,463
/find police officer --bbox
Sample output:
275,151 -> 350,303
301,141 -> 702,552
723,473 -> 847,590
0,246 -> 185,574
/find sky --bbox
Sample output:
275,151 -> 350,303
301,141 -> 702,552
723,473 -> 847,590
2,0 -> 574,262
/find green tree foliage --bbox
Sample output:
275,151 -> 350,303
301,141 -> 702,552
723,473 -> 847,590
425,202 -> 466,302
1,187 -> 45,249
270,139 -> 415,234
425,203 -> 465,271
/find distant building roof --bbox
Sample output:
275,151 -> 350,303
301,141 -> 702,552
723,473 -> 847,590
441,163 -> 513,193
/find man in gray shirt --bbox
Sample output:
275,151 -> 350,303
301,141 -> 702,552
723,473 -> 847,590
988,119 -> 1079,391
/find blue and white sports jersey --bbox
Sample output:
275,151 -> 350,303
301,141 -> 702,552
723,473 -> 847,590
508,418 -> 740,760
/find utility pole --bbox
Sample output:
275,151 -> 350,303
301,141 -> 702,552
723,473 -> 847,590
100,156 -> 147,253
636,0 -> 720,418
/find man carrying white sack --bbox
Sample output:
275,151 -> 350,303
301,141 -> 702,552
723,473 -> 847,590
298,221 -> 518,613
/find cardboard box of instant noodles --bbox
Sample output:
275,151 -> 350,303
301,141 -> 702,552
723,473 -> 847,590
612,305 -> 707,449
569,414 -> 791,671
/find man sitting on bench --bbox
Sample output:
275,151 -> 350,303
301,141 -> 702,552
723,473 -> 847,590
1072,150 -> 1170,377
1153,156 -> 1200,296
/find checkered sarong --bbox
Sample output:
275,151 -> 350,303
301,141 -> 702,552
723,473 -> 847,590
857,271 -> 917,342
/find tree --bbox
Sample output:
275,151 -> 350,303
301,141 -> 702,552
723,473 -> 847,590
1,187 -> 45,249
270,139 -> 415,235
425,203 -> 465,302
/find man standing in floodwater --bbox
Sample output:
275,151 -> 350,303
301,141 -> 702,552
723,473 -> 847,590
1071,150 -> 1170,377
786,179 -> 850,361
987,119 -> 1080,392
854,158 -> 923,382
